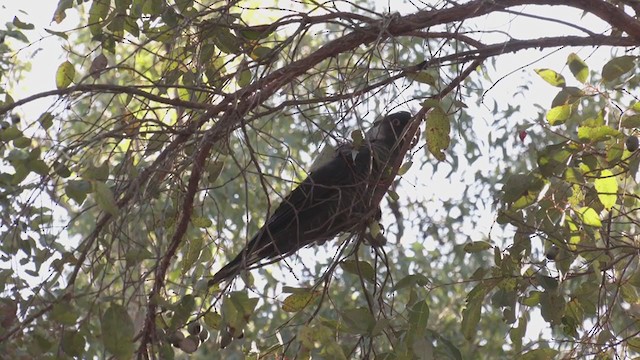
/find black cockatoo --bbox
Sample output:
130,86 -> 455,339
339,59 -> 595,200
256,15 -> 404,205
209,111 -> 412,286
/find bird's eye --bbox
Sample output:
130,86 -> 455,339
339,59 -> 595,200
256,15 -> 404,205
392,118 -> 401,126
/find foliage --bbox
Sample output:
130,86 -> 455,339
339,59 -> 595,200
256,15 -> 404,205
0,0 -> 640,359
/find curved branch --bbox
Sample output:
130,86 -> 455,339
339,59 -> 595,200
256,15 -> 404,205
0,84 -> 211,116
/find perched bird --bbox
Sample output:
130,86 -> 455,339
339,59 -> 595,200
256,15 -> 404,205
209,111 -> 412,286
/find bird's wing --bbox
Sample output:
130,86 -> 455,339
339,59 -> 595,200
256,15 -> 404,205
248,145 -> 366,257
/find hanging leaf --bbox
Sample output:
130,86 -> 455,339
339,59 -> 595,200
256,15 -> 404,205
101,304 -> 134,359
425,106 -> 450,161
602,55 -> 636,82
282,290 -> 320,312
463,241 -> 493,253
594,170 -> 617,210
93,182 -> 119,216
546,104 -> 572,125
534,69 -> 566,87
341,260 -> 375,283
55,61 -> 75,89
89,54 -> 108,79
566,53 -> 589,83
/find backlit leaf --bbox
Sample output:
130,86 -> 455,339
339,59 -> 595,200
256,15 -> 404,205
546,105 -> 571,125
594,170 -> 617,210
602,55 -> 636,82
535,68 -> 566,87
566,53 -> 588,83
577,207 -> 602,227
425,106 -> 450,161
55,61 -> 75,89
282,290 -> 320,312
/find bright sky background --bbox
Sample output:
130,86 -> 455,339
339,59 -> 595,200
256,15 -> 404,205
0,0 -> 623,350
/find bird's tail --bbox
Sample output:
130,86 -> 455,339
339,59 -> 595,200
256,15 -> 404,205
208,255 -> 243,287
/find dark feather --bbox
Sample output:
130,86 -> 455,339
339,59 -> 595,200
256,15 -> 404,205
209,111 -> 412,286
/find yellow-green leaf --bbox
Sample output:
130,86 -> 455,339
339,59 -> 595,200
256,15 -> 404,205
55,61 -> 75,89
576,125 -> 620,142
282,290 -> 320,312
566,218 -> 580,251
340,260 -> 375,283
567,53 -> 589,83
397,161 -> 413,175
463,241 -> 493,253
408,71 -> 437,86
425,106 -> 450,161
546,104 -> 572,125
622,114 -> 640,128
594,170 -> 617,210
577,207 -> 602,227
535,68 -> 566,87
94,181 -> 119,216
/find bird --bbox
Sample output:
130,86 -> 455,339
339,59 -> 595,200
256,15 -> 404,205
208,111 -> 413,286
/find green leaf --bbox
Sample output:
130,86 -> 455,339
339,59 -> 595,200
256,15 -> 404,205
577,207 -> 602,227
594,170 -> 617,210
340,307 -> 375,334
577,125 -> 620,143
520,348 -> 559,360
53,0 -> 74,23
397,161 -> 413,176
206,160 -> 224,183
28,159 -> 49,176
101,304 -> 134,359
51,302 -> 78,325
237,69 -> 252,88
13,136 -> 31,148
425,106 -> 450,161
250,46 -> 273,61
190,216 -> 212,228
93,181 -> 119,216
408,71 -> 437,86
145,132 -> 169,155
211,27 -> 241,54
340,260 -> 375,283
546,104 -> 572,125
282,290 -> 320,312
181,236 -> 203,275
566,53 -> 589,83
602,55 -> 636,82
534,68 -> 566,87
461,282 -> 493,340
509,316 -> 527,353
0,127 -> 23,142
540,291 -> 565,324
408,300 -> 430,337
392,273 -> 430,291
461,293 -> 482,341
65,180 -> 91,205
622,114 -> 640,128
628,337 -> 640,353
38,112 -> 54,130
170,295 -> 196,331
55,61 -> 75,89
203,311 -> 221,330
61,332 -> 85,357
237,26 -> 274,40
463,241 -> 493,253
551,87 -> 583,107
13,16 -> 35,30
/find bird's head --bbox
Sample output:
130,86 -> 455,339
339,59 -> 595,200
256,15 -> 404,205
366,111 -> 413,147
